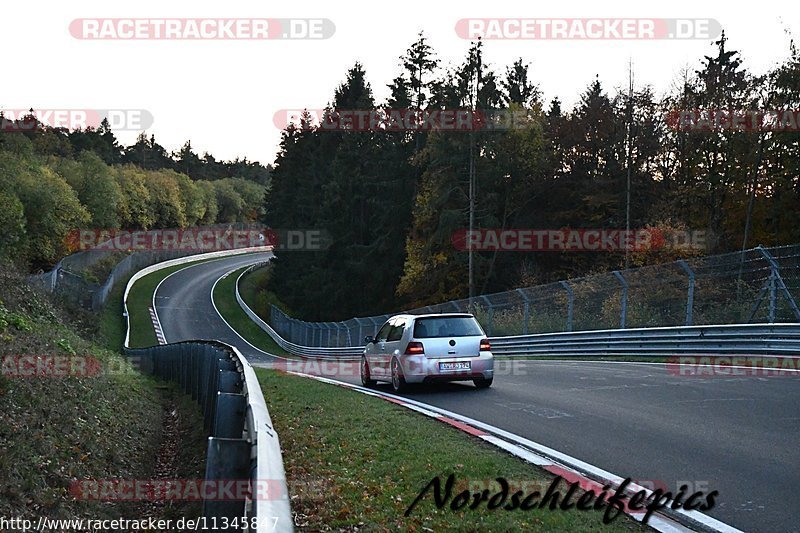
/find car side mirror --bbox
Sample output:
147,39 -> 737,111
364,335 -> 374,344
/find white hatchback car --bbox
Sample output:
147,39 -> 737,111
361,313 -> 494,392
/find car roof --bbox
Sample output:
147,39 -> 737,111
387,313 -> 475,321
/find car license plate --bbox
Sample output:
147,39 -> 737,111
439,362 -> 470,371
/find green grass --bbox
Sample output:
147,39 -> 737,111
98,272 -> 133,352
212,267 -> 290,356
125,260 -> 214,348
127,266 -> 179,348
0,264 -> 206,522
238,264 -> 295,324
258,369 -> 648,532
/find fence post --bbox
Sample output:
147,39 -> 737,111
757,246 -> 800,322
677,260 -> 695,326
354,318 -> 364,344
480,295 -> 493,336
515,288 -> 530,335
560,281 -> 574,332
769,269 -> 777,323
613,271 -> 628,329
368,317 -> 380,341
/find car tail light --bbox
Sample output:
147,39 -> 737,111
405,341 -> 424,355
480,339 -> 491,351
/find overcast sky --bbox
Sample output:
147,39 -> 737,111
4,0 -> 797,165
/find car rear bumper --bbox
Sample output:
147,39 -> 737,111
400,353 -> 494,384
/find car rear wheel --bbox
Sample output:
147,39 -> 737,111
361,356 -> 376,387
391,358 -> 407,392
474,377 -> 493,389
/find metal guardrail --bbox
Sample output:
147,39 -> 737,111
236,265 -> 800,361
267,244 -> 800,345
123,250 -> 292,533
234,264 -> 362,358
124,341 -> 292,530
488,323 -> 800,357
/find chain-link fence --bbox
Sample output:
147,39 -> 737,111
269,244 -> 800,347
29,223 -> 262,311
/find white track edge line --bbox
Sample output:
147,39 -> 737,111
282,371 -> 743,533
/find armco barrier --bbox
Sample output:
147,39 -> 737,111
233,263 -> 800,360
123,250 -> 292,532
125,341 -> 291,530
265,244 -> 800,344
234,264 -> 363,358
488,323 -> 800,357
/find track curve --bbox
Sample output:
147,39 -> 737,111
154,252 -> 800,533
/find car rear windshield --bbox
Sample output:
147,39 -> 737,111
413,317 -> 484,338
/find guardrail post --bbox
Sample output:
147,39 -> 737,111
677,260 -> 695,326
515,288 -> 530,335
203,437 -> 250,521
213,393 -> 246,438
613,271 -> 628,329
208,358 -> 237,433
560,281 -> 574,332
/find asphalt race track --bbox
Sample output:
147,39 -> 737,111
154,253 -> 800,533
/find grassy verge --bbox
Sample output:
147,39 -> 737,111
258,369 -> 647,531
0,264 -> 206,522
212,267 -> 290,356
125,260 -> 215,348
98,271 -> 133,352
238,264 -> 295,324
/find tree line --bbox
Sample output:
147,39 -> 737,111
0,119 -> 270,268
265,32 -> 800,321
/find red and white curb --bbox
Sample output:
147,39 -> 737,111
148,306 -> 167,345
284,371 -> 743,533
